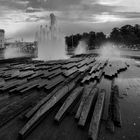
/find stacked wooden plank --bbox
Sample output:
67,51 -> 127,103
25,72 -> 81,120
45,75 -> 65,91
0,79 -> 27,91
10,79 -> 41,94
19,72 -> 84,138
104,61 -> 128,79
63,66 -> 78,77
0,54 -> 130,140
81,60 -> 105,83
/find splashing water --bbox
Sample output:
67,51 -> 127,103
98,42 -> 122,61
75,40 -> 87,55
35,13 -> 68,60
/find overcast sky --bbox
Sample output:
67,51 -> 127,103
0,0 -> 140,41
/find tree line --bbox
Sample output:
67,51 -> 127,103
109,24 -> 140,47
65,31 -> 106,51
65,24 -> 140,53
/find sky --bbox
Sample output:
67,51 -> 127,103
0,0 -> 140,41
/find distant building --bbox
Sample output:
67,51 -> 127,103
0,29 -> 5,48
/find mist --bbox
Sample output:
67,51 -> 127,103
37,38 -> 68,60
74,40 -> 88,55
4,47 -> 25,59
98,42 -> 123,61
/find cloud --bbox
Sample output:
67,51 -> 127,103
114,12 -> 140,19
0,0 -> 140,41
26,7 -> 44,13
97,0 -> 140,12
26,0 -> 82,10
98,0 -> 121,6
0,0 -> 29,10
94,13 -> 126,23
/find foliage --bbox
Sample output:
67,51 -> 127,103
65,24 -> 140,52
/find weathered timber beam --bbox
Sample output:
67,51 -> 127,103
25,72 -> 81,120
101,79 -> 111,121
19,73 -> 82,138
0,79 -> 27,91
54,86 -> 84,122
88,89 -> 105,140
106,80 -> 115,133
45,75 -> 65,91
112,85 -> 122,127
78,87 -> 98,127
75,81 -> 97,120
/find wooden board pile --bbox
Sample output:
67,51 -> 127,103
0,54 -> 129,140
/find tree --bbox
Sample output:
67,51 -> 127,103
109,28 -> 123,44
95,32 -> 106,47
88,31 -> 96,49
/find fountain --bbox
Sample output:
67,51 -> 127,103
35,13 -> 68,60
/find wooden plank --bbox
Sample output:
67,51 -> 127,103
18,71 -> 34,79
45,75 -> 65,90
96,63 -> 102,71
48,70 -> 62,79
81,75 -> 90,83
0,94 -> 35,128
3,70 -> 17,77
34,66 -> 50,71
25,84 -> 64,119
48,65 -> 61,71
20,82 -> 39,93
19,74 -> 81,138
91,73 -> 96,80
75,81 -> 97,119
34,63 -> 47,67
106,80 -> 115,133
20,65 -> 35,71
25,72 -> 81,119
77,60 -> 87,68
5,70 -> 20,80
54,86 -> 84,122
0,78 -> 5,87
42,69 -> 62,79
100,78 -> 111,120
63,67 -> 78,77
97,70 -> 103,81
9,79 -> 40,93
78,87 -> 98,127
88,89 -> 105,140
0,80 -> 14,88
37,79 -> 48,89
62,63 -> 76,70
78,65 -> 89,72
0,79 -> 27,91
27,71 -> 44,80
89,63 -> 98,74
112,85 -> 122,127
47,60 -> 62,66
87,58 -> 95,65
